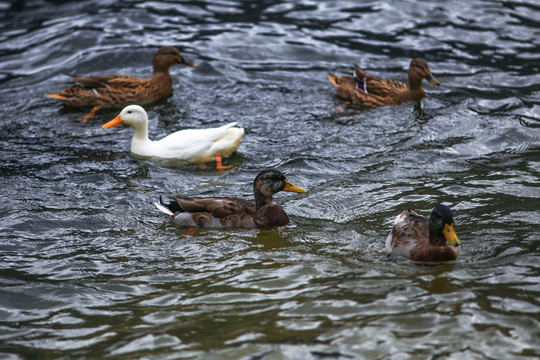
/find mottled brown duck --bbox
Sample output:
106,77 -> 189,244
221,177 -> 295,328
46,46 -> 195,122
154,170 -> 307,229
384,204 -> 461,262
328,58 -> 439,109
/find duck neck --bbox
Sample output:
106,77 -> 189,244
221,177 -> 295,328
254,191 -> 273,211
253,191 -> 289,228
130,123 -> 154,155
153,62 -> 172,75
408,73 -> 424,92
428,223 -> 447,246
150,72 -> 173,98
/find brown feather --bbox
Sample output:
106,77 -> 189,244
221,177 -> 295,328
386,206 -> 460,262
329,58 -> 438,108
158,170 -> 306,229
46,47 -> 194,109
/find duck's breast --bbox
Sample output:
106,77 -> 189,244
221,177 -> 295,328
409,245 -> 460,262
255,203 -> 290,228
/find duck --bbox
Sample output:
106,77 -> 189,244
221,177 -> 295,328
154,170 -> 307,229
328,58 -> 439,108
102,105 -> 244,170
384,204 -> 461,262
46,46 -> 196,122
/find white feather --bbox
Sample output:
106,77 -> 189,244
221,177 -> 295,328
106,105 -> 244,164
153,202 -> 175,216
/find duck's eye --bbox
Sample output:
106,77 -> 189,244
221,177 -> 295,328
127,111 -> 132,114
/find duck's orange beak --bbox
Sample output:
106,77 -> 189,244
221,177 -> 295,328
102,115 -> 123,129
283,179 -> 307,194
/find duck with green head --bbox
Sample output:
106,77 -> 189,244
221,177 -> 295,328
384,204 -> 461,262
154,170 -> 307,229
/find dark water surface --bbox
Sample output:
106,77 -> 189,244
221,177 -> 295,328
1,0 -> 539,359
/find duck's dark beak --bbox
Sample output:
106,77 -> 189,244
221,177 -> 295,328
180,56 -> 196,68
283,179 -> 307,194
426,73 -> 440,86
102,114 -> 123,129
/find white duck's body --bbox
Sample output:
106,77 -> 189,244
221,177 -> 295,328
128,121 -> 243,163
103,105 -> 244,166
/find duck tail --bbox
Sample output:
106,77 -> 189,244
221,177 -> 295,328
223,121 -> 239,129
153,196 -> 176,216
45,92 -> 69,101
327,73 -> 339,87
64,73 -> 80,80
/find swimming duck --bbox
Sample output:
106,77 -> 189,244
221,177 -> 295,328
102,105 -> 244,170
46,46 -> 195,122
154,170 -> 307,228
328,58 -> 439,108
384,204 -> 461,262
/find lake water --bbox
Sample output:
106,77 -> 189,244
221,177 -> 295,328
1,0 -> 539,359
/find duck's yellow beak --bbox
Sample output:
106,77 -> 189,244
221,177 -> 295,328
102,115 -> 123,129
283,179 -> 307,194
443,223 -> 460,246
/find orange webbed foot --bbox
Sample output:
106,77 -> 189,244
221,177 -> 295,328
214,156 -> 234,171
181,228 -> 196,237
333,101 -> 351,112
80,106 -> 99,123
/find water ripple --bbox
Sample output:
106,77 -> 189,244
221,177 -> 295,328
1,0 -> 539,359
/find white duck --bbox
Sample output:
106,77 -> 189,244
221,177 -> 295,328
102,105 -> 244,170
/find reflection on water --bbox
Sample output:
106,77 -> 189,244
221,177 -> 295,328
1,0 -> 539,359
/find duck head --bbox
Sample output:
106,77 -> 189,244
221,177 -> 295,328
153,46 -> 196,73
408,58 -> 439,90
429,204 -> 461,246
253,170 -> 307,209
102,105 -> 148,133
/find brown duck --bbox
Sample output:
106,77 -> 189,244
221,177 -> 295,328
46,46 -> 196,122
384,204 -> 461,262
154,170 -> 307,229
328,58 -> 439,108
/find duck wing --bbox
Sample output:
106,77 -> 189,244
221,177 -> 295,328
46,75 -> 151,107
154,122 -> 243,163
158,196 -> 257,228
385,210 -> 429,257
103,75 -> 148,89
207,125 -> 244,158
70,74 -> 138,89
354,65 -> 407,97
